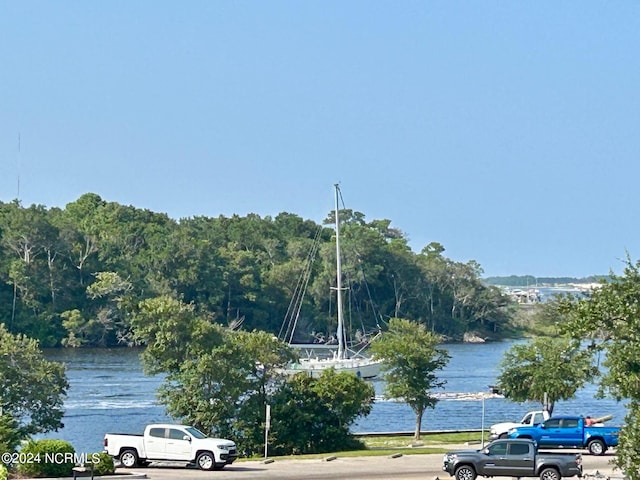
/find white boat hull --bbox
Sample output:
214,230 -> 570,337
284,356 -> 382,379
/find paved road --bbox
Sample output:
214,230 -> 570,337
117,451 -> 623,480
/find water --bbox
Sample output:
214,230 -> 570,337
41,341 -> 627,452
41,348 -> 171,452
354,341 -> 626,434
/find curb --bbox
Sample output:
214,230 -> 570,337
19,474 -> 147,480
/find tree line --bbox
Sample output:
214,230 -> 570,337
0,193 -> 515,347
484,275 -> 608,287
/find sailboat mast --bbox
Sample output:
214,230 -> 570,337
334,184 -> 345,359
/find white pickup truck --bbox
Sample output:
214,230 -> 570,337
103,424 -> 238,471
489,410 -> 550,440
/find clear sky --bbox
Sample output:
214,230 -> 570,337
1,2 -> 638,279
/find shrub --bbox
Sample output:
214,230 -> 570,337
83,452 -> 115,476
16,439 -> 75,478
0,414 -> 21,453
0,463 -> 7,480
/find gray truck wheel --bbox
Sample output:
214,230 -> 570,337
196,451 -> 215,471
455,465 -> 477,480
539,467 -> 560,480
588,439 -> 606,456
119,449 -> 139,468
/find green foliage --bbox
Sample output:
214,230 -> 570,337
0,196 -> 516,347
615,401 -> 640,479
60,309 -> 89,347
268,370 -> 374,455
497,337 -> 597,414
559,258 -> 640,478
369,318 -> 450,440
559,260 -> 640,401
157,350 -> 253,439
358,431 -> 482,449
517,294 -> 583,336
415,247 -> 512,337
0,414 -> 21,453
133,296 -> 227,374
134,298 -> 374,456
0,324 -> 68,444
0,463 -> 6,480
83,452 -> 115,476
61,272 -> 134,347
168,331 -> 290,439
134,298 -> 296,446
133,296 -> 234,436
17,439 -> 75,478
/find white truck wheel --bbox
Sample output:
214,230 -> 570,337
196,451 -> 215,471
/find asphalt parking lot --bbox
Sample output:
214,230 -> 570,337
115,450 -> 623,480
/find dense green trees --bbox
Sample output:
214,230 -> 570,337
0,194 -> 514,346
369,318 -> 450,440
0,324 -> 68,451
560,259 -> 640,479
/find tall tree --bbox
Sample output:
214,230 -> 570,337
0,324 -> 68,450
0,202 -> 64,344
416,242 -> 450,332
559,258 -> 640,479
55,193 -> 105,287
132,296 -> 295,443
497,337 -> 597,414
368,317 -> 450,440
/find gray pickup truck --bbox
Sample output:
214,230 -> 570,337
442,438 -> 582,480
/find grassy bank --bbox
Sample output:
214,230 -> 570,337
358,431 -> 483,450
255,431 -> 485,461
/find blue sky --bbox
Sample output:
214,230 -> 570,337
1,1 -> 638,278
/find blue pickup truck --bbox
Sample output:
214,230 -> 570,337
507,415 -> 619,456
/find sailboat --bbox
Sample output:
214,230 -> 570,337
282,184 -> 383,379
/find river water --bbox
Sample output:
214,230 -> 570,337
41,340 -> 627,452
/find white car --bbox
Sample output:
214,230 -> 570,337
104,423 -> 237,471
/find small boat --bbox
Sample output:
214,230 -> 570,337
281,184 -> 382,379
